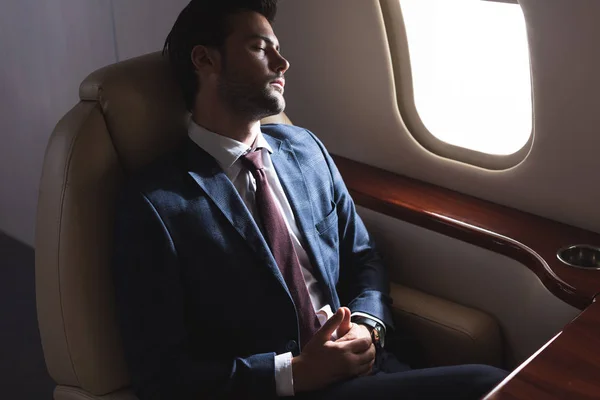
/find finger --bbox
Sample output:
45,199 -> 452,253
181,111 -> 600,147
340,337 -> 373,354
354,344 -> 376,365
348,351 -> 375,377
313,307 -> 344,344
358,359 -> 375,377
335,323 -> 356,343
336,307 -> 352,338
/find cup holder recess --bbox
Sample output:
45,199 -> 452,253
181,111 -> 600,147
557,245 -> 600,270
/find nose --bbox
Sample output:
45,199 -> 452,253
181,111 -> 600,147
271,50 -> 290,75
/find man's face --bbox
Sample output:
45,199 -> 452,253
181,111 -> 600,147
216,11 -> 290,120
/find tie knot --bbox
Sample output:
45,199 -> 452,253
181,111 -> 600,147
242,149 -> 264,172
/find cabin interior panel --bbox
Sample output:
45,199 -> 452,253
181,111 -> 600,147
0,0 -> 116,246
2,0 -> 600,398
111,0 -> 191,61
358,207 -> 581,368
276,0 -> 600,236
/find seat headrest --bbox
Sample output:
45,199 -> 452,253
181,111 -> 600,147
80,52 -> 189,174
80,52 -> 293,175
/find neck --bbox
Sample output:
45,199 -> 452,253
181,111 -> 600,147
192,98 -> 261,147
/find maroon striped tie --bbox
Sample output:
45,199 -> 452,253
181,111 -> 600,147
242,149 -> 321,348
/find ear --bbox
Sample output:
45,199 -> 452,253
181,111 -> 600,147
191,45 -> 222,75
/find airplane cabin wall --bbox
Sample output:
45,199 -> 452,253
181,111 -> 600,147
275,0 -> 600,236
110,0 -> 190,61
0,0 -> 589,371
4,0 -> 597,245
0,0 -> 188,246
358,207 -> 580,366
0,0 -> 116,245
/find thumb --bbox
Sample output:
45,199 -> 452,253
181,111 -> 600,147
336,307 -> 352,338
313,307 -> 345,343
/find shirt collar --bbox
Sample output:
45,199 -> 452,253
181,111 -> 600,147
188,119 -> 273,170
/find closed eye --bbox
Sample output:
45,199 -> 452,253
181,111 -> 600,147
248,34 -> 280,52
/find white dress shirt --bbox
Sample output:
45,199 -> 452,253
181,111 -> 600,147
188,120 -> 384,396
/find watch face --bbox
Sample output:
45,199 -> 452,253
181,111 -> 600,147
375,325 -> 385,348
372,328 -> 380,343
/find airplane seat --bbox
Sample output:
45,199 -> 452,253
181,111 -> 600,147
35,51 -> 502,400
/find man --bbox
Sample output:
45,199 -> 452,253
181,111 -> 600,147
112,0 -> 508,399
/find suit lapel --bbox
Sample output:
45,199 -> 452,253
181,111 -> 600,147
184,139 -> 290,295
265,135 -> 334,297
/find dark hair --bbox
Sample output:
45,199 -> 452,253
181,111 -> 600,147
163,0 -> 278,111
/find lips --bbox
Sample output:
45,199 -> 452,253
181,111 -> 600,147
271,78 -> 285,90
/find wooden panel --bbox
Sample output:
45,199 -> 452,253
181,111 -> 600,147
333,156 -> 600,310
485,299 -> 600,399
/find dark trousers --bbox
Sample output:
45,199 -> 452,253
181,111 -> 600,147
295,350 -> 508,400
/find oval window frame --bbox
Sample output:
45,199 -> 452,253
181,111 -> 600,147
379,0 -> 534,170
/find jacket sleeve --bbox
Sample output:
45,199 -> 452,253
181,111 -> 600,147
112,189 -> 276,400
307,130 -> 395,330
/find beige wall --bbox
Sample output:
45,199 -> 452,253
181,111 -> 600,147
0,0 -> 116,245
111,0 -> 189,61
275,0 -> 600,236
3,0 -> 600,245
0,0 -> 187,245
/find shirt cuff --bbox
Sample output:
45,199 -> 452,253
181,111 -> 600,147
351,311 -> 387,335
275,352 -> 294,397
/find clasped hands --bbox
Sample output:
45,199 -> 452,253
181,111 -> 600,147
292,307 -> 376,393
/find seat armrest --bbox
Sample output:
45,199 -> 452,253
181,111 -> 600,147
389,283 -> 503,368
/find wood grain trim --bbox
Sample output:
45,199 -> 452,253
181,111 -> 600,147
333,155 -> 600,310
484,298 -> 600,399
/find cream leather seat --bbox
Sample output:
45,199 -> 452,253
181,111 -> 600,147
35,52 -> 502,400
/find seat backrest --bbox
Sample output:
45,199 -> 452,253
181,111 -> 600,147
35,51 -> 291,397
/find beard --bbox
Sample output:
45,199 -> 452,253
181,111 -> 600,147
216,68 -> 286,121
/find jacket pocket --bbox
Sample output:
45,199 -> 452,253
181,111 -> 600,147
316,203 -> 338,235
315,203 -> 340,283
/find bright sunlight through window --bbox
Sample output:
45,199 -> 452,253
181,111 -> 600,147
399,0 -> 532,155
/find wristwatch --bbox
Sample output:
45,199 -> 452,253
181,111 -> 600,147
352,316 -> 385,348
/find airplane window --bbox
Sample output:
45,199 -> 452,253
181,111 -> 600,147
398,0 -> 532,157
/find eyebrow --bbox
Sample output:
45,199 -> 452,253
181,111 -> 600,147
248,34 -> 280,51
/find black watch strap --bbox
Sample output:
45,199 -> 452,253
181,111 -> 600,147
352,316 -> 377,330
351,316 -> 385,348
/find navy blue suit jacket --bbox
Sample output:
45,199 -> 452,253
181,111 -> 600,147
112,124 -> 394,399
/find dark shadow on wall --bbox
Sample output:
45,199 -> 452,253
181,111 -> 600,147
0,231 -> 54,399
